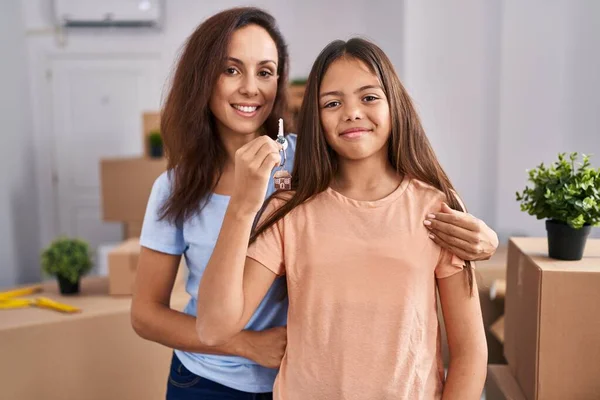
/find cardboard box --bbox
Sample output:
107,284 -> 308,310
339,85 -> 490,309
124,221 -> 144,239
143,111 -> 161,157
504,237 -> 600,400
108,238 -> 141,295
477,246 -> 508,364
490,315 -> 505,344
100,156 -> 167,222
0,276 -> 187,400
439,246 -> 508,366
486,365 -> 526,400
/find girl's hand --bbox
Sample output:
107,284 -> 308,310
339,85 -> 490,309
230,136 -> 282,215
424,203 -> 499,261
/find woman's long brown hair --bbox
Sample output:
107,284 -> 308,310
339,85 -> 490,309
159,7 -> 290,224
251,38 -> 474,294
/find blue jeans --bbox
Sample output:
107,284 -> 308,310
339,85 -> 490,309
166,353 -> 273,400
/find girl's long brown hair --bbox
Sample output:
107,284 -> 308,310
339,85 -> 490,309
251,38 -> 474,293
160,7 -> 290,224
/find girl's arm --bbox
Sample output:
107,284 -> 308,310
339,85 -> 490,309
196,136 -> 283,346
438,269 -> 488,400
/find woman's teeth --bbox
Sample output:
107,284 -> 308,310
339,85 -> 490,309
233,105 -> 258,113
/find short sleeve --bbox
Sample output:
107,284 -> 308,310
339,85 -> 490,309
247,198 -> 286,276
435,248 -> 465,279
139,171 -> 186,255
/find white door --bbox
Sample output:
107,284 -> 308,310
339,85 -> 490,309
49,55 -> 161,253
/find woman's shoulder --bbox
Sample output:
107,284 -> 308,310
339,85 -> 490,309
152,170 -> 174,191
285,133 -> 298,154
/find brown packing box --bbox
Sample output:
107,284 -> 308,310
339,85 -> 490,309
108,238 -> 142,295
0,275 -> 187,400
142,111 -> 161,157
438,246 -> 508,365
476,246 -> 508,364
490,315 -> 505,344
486,365 -> 527,400
504,237 -> 600,400
100,156 -> 167,222
124,221 -> 144,239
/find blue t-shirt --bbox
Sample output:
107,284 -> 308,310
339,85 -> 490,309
140,134 -> 296,393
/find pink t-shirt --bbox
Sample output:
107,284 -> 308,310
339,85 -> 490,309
247,177 -> 465,400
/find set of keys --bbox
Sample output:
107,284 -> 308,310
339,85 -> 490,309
274,118 -> 292,191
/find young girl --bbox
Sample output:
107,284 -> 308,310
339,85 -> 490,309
196,38 -> 488,399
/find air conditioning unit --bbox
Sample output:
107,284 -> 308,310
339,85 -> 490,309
53,0 -> 164,28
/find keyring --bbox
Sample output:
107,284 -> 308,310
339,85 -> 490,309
278,140 -> 287,168
273,118 -> 292,191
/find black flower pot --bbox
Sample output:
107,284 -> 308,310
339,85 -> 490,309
546,219 -> 591,261
150,145 -> 163,158
57,276 -> 80,295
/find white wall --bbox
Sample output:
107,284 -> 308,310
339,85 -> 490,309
4,0 -> 600,286
404,0 -> 599,241
496,0 -> 600,240
402,0 -> 502,227
565,1 -> 600,168
0,1 -> 41,288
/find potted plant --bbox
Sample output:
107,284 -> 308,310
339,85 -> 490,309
41,237 -> 93,295
148,130 -> 163,158
516,152 -> 600,260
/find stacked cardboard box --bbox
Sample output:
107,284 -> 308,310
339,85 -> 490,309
99,112 -> 166,294
108,238 -> 142,295
486,365 -> 526,400
437,246 -> 508,367
100,111 -> 166,239
0,274 -> 187,400
142,111 -> 161,157
476,247 -> 508,365
493,237 -> 600,399
100,155 -> 167,238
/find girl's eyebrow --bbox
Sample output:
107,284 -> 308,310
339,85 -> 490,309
320,85 -> 383,98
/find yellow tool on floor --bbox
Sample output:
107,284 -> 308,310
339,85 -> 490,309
0,284 -> 42,300
0,285 -> 81,313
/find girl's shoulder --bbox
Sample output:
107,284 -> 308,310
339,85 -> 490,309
405,177 -> 449,204
264,190 -> 296,211
406,177 -> 465,211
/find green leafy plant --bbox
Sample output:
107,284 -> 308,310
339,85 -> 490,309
149,130 -> 162,147
41,237 -> 93,283
290,78 -> 308,86
516,152 -> 600,229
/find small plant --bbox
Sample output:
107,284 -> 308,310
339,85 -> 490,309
41,237 -> 92,284
290,78 -> 308,86
516,152 -> 600,229
149,130 -> 162,147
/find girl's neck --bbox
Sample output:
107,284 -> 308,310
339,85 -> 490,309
332,154 -> 402,202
